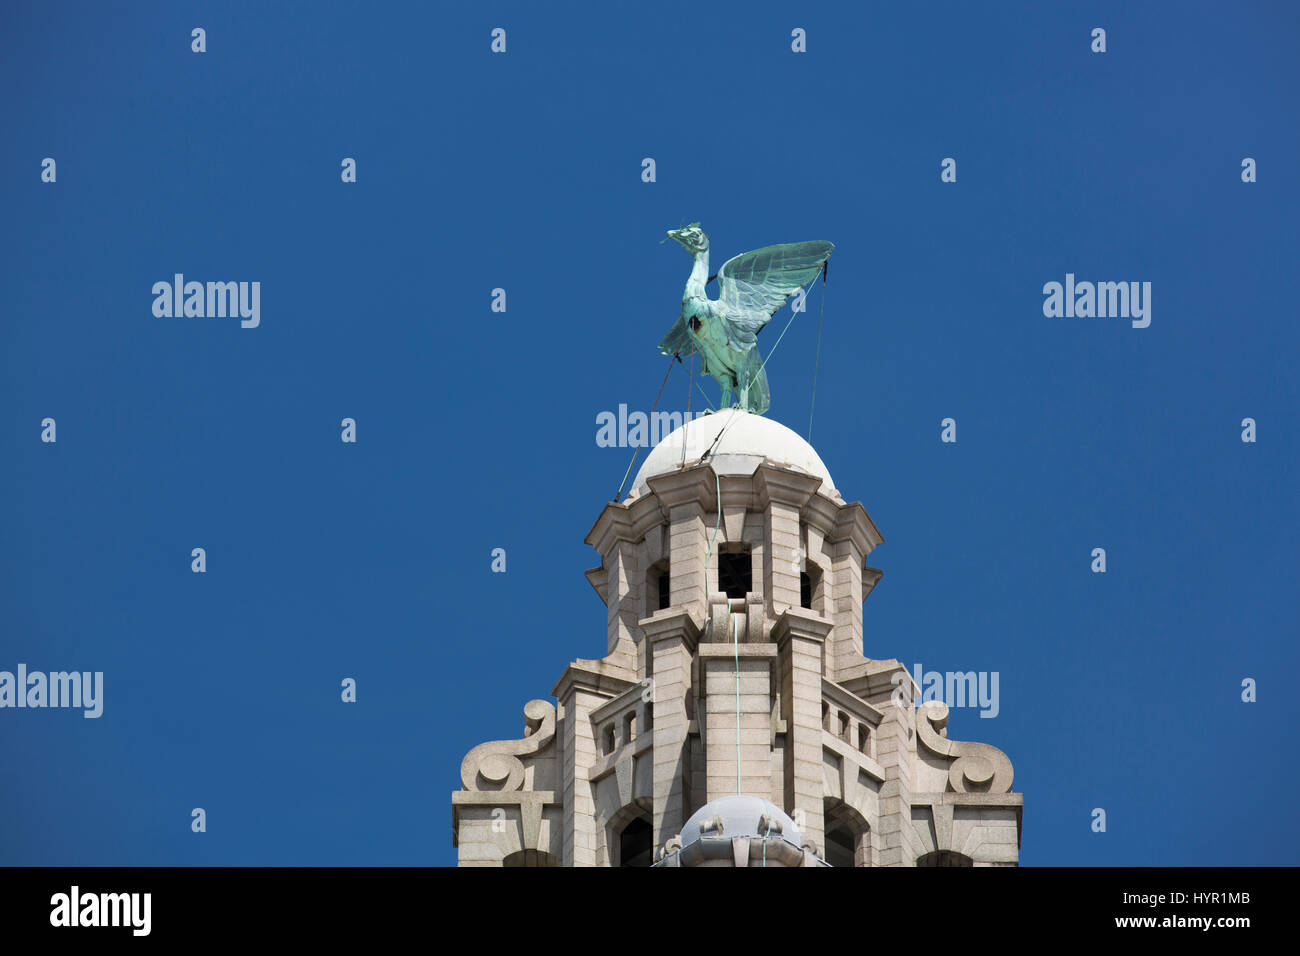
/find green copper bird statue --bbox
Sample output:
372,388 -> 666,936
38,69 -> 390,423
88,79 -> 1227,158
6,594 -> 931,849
658,223 -> 833,415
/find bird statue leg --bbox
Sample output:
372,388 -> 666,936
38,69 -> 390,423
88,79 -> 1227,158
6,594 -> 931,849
733,348 -> 771,415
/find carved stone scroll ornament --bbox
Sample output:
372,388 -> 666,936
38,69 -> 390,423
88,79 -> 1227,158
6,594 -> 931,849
460,700 -> 556,792
917,701 -> 1014,794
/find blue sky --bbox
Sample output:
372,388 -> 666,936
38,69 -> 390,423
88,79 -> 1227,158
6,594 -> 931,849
1,0 -> 1296,866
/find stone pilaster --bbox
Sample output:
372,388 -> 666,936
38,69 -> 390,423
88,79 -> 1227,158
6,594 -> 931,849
641,609 -> 699,855
755,466 -> 821,621
774,607 -> 832,856
551,660 -> 636,867
699,635 -> 775,803
830,542 -> 863,670
869,662 -> 919,866
584,504 -> 642,668
828,502 -> 883,675
647,469 -> 717,622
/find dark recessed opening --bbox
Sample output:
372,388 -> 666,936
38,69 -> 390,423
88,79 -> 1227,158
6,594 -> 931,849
917,850 -> 974,867
620,817 -> 653,867
826,824 -> 856,868
647,560 -> 670,617
718,550 -> 751,599
801,565 -> 822,611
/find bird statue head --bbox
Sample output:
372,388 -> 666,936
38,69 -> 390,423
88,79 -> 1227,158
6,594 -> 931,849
665,222 -> 709,254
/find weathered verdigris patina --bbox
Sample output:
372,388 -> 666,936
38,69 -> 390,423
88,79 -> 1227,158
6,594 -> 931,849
658,223 -> 833,415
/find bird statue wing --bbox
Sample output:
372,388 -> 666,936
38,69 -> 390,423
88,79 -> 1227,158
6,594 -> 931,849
657,313 -> 697,359
717,240 -> 834,348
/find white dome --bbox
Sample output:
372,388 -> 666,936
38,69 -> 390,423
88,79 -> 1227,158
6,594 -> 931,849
659,793 -> 817,866
628,409 -> 837,500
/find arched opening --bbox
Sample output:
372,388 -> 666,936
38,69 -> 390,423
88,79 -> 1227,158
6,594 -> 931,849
917,850 -> 974,867
619,817 -> 653,867
824,798 -> 871,867
502,850 -> 560,867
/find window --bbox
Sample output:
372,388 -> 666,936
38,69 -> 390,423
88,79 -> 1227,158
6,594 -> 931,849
623,712 -> 637,746
801,565 -> 822,611
601,724 -> 615,755
718,548 -> 751,599
647,560 -> 670,616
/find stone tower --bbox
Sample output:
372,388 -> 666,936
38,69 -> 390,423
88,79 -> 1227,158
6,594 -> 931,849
452,410 -> 1022,866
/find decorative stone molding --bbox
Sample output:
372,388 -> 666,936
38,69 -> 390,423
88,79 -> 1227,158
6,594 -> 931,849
752,463 -> 823,511
451,790 -> 557,856
459,700 -> 556,792
645,467 -> 719,514
916,701 -> 1014,794
830,501 -> 884,557
585,504 -> 638,561
908,792 -> 1023,863
551,657 -> 638,701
